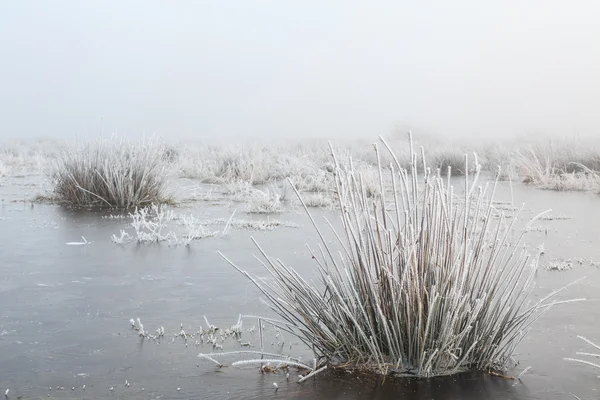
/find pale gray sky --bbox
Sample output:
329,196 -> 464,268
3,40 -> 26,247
1,1 -> 599,141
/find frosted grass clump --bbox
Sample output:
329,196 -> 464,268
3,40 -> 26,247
177,144 -> 276,184
517,147 -> 600,192
129,203 -> 176,243
429,145 -> 472,176
111,204 -> 218,245
0,139 -> 56,176
111,205 -> 299,245
50,136 -> 173,208
172,214 -> 220,245
244,189 -> 284,214
0,160 -> 10,178
288,168 -> 334,193
220,133 -> 582,377
223,180 -> 254,196
301,193 -> 335,209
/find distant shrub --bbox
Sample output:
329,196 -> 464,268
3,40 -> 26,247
50,137 -> 172,208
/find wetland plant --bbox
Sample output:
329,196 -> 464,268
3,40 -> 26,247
220,133 -> 582,377
129,203 -> 176,243
0,160 -> 9,178
517,146 -> 600,192
429,145 -> 470,176
50,136 -> 173,208
111,205 -> 299,245
301,192 -> 335,209
564,336 -> 600,371
111,204 -> 218,245
244,188 -> 284,214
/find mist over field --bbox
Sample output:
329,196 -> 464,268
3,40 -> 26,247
3,3 -> 600,399
1,1 -> 599,142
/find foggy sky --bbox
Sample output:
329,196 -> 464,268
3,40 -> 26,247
1,1 -> 599,141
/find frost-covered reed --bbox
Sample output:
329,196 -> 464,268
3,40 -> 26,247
110,204 -> 298,245
517,141 -> 600,191
0,160 -> 9,178
111,204 -> 219,245
50,136 -> 173,208
564,336 -> 600,370
301,193 -> 335,209
220,133 -> 582,377
244,188 -> 284,214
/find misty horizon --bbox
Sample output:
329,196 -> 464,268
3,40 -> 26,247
1,1 -> 599,142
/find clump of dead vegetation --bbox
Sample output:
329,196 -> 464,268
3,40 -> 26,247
220,134 -> 582,377
49,137 -> 173,208
517,140 -> 600,192
110,204 -> 299,246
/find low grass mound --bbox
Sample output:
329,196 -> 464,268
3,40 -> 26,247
221,134 -> 580,377
516,141 -> 600,192
50,137 -> 173,208
0,160 -> 9,178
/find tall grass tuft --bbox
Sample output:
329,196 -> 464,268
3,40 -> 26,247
516,141 -> 600,191
220,133 -> 581,377
50,137 -> 173,208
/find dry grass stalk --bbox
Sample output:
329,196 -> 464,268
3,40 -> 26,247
564,336 -> 600,371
